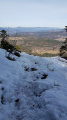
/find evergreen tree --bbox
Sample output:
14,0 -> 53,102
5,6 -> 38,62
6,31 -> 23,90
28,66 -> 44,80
60,26 -> 67,59
0,30 -> 9,49
0,30 -> 8,41
0,30 -> 20,59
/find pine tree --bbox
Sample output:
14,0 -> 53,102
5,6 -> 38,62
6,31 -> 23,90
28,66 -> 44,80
60,26 -> 67,59
0,30 -> 9,49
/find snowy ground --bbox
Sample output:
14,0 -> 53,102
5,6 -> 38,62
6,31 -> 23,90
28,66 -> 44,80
0,48 -> 67,120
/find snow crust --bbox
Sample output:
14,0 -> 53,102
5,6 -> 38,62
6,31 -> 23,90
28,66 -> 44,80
0,48 -> 67,120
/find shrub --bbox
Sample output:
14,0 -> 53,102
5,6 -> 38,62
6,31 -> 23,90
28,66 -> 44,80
1,40 -> 14,52
14,51 -> 21,57
6,56 -> 15,61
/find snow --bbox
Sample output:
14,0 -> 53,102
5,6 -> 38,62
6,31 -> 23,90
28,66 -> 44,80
0,48 -> 67,120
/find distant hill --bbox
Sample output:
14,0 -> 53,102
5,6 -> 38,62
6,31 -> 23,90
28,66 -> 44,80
0,27 -> 63,35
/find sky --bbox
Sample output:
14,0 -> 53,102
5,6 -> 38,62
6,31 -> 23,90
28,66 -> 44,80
0,0 -> 67,28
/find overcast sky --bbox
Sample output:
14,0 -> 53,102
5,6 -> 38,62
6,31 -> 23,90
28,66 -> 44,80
0,0 -> 67,28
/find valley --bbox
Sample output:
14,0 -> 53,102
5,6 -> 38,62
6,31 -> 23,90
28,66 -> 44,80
0,28 -> 67,57
8,32 -> 66,57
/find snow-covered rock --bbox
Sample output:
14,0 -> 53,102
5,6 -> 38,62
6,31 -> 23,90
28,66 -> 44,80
0,48 -> 67,120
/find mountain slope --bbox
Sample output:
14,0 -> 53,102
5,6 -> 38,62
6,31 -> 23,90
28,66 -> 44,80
0,48 -> 67,120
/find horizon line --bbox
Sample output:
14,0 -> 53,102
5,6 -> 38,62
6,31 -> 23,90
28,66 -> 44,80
0,26 -> 64,29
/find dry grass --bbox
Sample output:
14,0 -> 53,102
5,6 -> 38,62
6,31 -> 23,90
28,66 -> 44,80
0,36 -> 63,56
